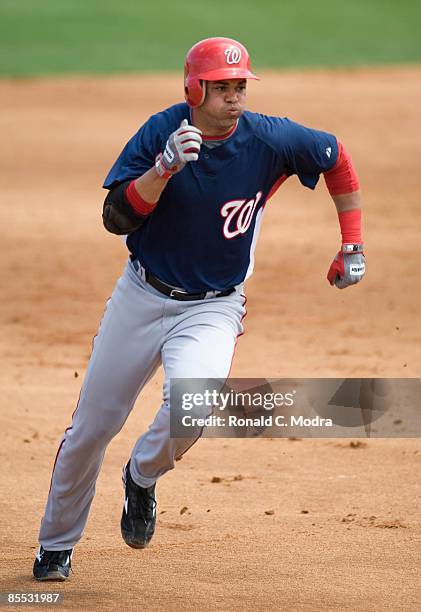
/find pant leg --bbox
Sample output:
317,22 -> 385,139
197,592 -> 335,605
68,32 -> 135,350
39,261 -> 164,550
130,292 -> 246,487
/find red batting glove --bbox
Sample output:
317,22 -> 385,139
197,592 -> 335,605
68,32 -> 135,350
327,251 -> 344,285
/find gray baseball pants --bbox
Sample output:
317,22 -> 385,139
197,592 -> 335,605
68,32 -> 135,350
38,259 -> 245,550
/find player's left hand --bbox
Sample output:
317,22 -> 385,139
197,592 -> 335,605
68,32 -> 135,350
327,244 -> 366,289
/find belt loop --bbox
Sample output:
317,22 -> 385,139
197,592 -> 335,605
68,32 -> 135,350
139,265 -> 146,282
131,257 -> 146,282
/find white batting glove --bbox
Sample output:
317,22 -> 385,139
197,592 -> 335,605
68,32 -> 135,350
327,244 -> 366,289
155,119 -> 202,178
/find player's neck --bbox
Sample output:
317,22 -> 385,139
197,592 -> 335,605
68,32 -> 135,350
191,109 -> 237,139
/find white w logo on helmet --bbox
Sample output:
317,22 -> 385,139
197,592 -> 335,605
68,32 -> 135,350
224,46 -> 242,65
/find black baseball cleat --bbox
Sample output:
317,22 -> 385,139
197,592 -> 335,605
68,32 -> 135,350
121,460 -> 157,549
33,546 -> 72,581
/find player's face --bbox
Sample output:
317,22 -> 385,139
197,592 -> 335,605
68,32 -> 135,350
193,79 -> 247,135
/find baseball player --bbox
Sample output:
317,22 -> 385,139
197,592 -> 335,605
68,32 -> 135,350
33,37 -> 365,580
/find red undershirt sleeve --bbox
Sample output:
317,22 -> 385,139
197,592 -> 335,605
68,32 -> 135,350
323,141 -> 360,196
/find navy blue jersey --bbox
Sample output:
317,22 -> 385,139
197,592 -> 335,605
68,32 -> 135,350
104,103 -> 338,292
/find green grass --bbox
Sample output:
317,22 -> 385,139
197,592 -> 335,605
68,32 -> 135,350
1,0 -> 420,76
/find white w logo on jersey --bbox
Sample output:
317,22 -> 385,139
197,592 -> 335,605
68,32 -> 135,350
224,46 -> 242,65
221,192 -> 262,239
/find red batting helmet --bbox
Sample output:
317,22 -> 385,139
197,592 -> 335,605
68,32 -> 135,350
184,37 -> 259,108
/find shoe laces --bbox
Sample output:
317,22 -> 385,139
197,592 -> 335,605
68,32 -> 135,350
40,549 -> 71,566
135,486 -> 156,523
125,462 -> 156,522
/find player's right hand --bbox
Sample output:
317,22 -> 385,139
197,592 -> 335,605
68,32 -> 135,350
156,119 -> 202,178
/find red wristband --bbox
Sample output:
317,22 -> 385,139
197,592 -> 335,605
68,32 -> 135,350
338,209 -> 362,245
125,180 -> 157,216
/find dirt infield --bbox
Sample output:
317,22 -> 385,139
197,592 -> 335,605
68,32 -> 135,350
1,67 -> 420,611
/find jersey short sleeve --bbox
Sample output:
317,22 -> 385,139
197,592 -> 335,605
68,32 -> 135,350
103,105 -> 187,189
254,115 -> 339,190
